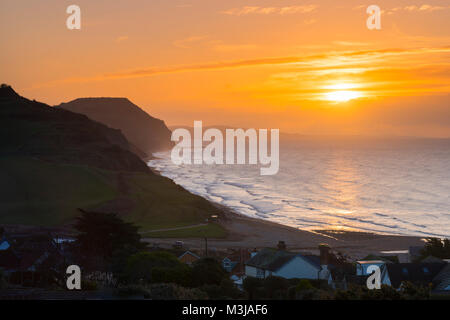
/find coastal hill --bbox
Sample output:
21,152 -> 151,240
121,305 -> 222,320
0,85 -> 148,173
58,97 -> 173,157
0,85 -> 223,233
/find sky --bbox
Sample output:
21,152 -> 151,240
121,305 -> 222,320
1,0 -> 450,137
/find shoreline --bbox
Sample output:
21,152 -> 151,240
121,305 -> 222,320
144,200 -> 425,260
144,162 -> 427,259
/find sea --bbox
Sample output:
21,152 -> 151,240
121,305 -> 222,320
148,136 -> 450,238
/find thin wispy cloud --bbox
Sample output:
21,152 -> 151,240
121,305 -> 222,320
115,36 -> 129,43
303,19 -> 316,25
222,5 -> 317,16
173,36 -> 208,48
333,41 -> 371,47
403,4 -> 449,12
384,4 -> 450,16
212,43 -> 259,52
355,4 -> 450,14
35,46 -> 450,88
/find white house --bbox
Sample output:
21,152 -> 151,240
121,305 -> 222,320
244,244 -> 335,286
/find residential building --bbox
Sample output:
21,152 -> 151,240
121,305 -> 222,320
381,262 -> 446,288
222,249 -> 252,275
244,244 -> 338,286
432,263 -> 450,293
356,260 -> 388,276
178,250 -> 200,265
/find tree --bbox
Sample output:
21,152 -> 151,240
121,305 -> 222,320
124,251 -> 191,286
243,276 -> 263,300
419,238 -> 450,260
296,279 -> 314,291
191,258 -> 227,287
263,276 -> 289,299
400,281 -> 430,300
0,269 -> 7,289
73,209 -> 145,270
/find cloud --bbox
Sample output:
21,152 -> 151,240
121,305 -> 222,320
386,4 -> 450,15
35,46 -> 450,87
115,36 -> 128,43
212,43 -> 259,52
333,41 -> 370,47
173,36 -> 207,48
303,19 -> 316,25
222,5 -> 317,16
404,4 -> 448,12
354,4 -> 450,15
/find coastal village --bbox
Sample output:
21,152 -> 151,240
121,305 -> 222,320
0,85 -> 449,300
1,223 -> 449,300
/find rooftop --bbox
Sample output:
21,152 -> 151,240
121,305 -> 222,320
386,262 -> 446,288
245,248 -> 298,272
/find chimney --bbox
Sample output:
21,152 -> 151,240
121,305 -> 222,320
277,241 -> 286,251
319,243 -> 330,266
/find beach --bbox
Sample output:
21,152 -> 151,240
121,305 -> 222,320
144,203 -> 425,260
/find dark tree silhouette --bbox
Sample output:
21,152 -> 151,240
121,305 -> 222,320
191,257 -> 227,287
73,209 -> 145,270
419,238 -> 450,260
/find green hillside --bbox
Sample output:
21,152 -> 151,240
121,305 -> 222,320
0,156 -> 224,234
0,157 -> 117,226
0,85 -> 226,237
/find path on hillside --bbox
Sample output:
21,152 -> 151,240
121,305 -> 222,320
140,223 -> 208,234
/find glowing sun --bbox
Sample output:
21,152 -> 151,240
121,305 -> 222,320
324,90 -> 362,102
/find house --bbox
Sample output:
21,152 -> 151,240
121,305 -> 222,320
420,256 -> 444,263
408,246 -> 424,262
244,244 -> 336,286
0,238 -> 10,251
178,250 -> 200,265
0,233 -> 66,285
432,263 -> 450,293
356,260 -> 389,276
381,262 -> 446,288
222,249 -> 252,275
0,249 -> 20,275
230,274 -> 244,290
222,257 -> 237,273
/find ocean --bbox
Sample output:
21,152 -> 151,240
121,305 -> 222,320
148,136 -> 450,238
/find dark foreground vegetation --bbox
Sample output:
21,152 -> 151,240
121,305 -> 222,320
1,212 -> 448,300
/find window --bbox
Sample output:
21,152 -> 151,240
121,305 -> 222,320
256,268 -> 265,278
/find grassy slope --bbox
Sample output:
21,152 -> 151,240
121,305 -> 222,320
0,157 -> 118,226
126,173 -> 222,230
0,157 -> 226,237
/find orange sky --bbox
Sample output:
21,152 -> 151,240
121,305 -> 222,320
1,0 -> 450,137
